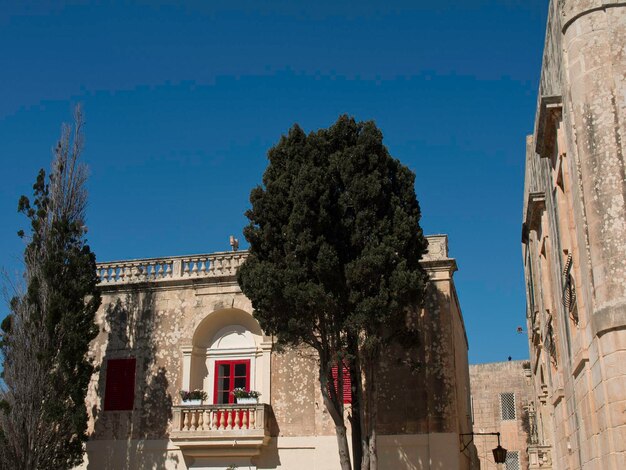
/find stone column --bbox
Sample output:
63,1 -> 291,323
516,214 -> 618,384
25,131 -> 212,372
561,2 -> 626,467
561,0 -> 626,335
260,341 -> 273,402
181,346 -> 193,391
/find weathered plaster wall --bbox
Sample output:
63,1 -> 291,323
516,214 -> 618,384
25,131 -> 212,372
269,347 -> 337,438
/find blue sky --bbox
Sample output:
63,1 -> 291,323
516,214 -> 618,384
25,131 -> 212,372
0,1 -> 547,364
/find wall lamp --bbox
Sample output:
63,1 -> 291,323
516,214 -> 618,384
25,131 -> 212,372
460,431 -> 508,464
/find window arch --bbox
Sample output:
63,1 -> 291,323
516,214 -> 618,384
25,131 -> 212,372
181,308 -> 271,404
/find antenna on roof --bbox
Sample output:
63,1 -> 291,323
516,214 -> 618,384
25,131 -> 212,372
229,235 -> 239,252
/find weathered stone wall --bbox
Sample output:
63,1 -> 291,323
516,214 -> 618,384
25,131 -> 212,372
376,279 -> 463,436
82,235 -> 472,469
86,281 -> 259,442
522,1 -> 626,468
451,287 -> 474,469
269,347 -> 336,438
470,361 -> 533,470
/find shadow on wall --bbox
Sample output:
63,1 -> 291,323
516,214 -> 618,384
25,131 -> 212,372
376,283 -> 478,469
254,403 -> 281,469
393,439 -> 422,470
381,435 -> 466,470
87,288 -> 178,470
376,284 -> 453,435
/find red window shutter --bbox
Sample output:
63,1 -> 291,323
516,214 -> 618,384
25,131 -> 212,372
104,358 -> 136,411
331,362 -> 352,404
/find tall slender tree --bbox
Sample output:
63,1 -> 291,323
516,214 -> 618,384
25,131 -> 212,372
237,115 -> 429,470
0,106 -> 101,470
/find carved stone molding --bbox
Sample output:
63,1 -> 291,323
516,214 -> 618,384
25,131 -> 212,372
535,95 -> 563,159
524,192 -> 547,238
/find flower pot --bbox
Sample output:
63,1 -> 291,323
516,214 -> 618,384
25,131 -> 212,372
236,397 -> 258,404
182,399 -> 202,406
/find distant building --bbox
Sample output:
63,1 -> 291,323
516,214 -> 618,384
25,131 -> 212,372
78,235 -> 475,470
469,361 -> 539,470
522,1 -> 626,469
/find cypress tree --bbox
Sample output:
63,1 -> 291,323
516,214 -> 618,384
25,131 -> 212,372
237,115 -> 429,470
0,106 -> 101,469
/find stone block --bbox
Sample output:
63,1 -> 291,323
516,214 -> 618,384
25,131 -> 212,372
605,376 -> 626,406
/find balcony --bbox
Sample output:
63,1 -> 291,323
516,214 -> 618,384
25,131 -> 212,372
170,404 -> 271,457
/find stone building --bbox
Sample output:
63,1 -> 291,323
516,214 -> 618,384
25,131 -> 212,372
521,1 -> 626,469
78,234 -> 475,470
469,361 -> 537,470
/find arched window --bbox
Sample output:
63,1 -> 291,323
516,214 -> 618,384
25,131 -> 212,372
180,308 -> 271,404
207,325 -> 256,404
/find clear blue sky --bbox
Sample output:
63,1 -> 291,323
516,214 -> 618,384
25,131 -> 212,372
0,1 -> 546,364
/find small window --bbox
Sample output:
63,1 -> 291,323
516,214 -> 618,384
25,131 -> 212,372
505,450 -> 520,470
331,362 -> 352,404
104,358 -> 136,411
500,392 -> 516,420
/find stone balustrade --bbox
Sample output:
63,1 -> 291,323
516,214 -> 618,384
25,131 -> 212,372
97,234 -> 449,286
170,403 -> 271,454
96,251 -> 246,285
173,403 -> 267,432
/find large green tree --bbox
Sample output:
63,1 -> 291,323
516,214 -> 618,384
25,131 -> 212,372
0,106 -> 101,469
237,115 -> 429,470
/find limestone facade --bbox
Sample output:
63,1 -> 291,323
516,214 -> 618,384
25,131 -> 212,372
522,1 -> 626,469
469,361 -> 537,470
78,234 -> 474,470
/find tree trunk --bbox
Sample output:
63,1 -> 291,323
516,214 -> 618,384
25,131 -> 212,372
348,335 -> 363,470
360,353 -> 379,470
360,353 -> 371,470
368,356 -> 378,470
319,361 -> 352,470
360,422 -> 370,470
367,359 -> 379,470
350,410 -> 363,470
368,427 -> 377,470
335,423 -> 353,470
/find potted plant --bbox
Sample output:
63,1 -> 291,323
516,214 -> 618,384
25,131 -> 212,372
231,387 -> 261,404
179,389 -> 207,406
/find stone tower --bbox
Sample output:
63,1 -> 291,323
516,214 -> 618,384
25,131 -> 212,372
522,1 -> 626,469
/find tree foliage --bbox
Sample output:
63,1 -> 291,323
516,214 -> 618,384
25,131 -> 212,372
0,106 -> 101,470
237,115 -> 429,470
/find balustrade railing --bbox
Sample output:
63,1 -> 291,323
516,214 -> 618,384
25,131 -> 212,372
172,403 -> 268,433
97,251 -> 247,285
97,235 -> 445,286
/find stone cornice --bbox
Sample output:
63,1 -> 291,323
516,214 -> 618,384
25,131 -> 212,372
535,95 -> 563,158
522,192 -> 547,244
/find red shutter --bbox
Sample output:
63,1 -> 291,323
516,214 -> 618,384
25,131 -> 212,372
104,358 -> 136,411
331,362 -> 352,404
